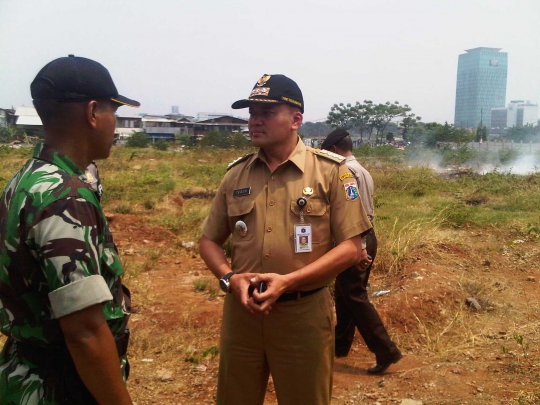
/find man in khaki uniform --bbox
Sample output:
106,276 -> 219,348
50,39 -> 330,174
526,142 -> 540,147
199,74 -> 373,405
322,128 -> 402,374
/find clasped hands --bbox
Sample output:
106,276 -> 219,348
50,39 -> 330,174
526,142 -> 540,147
228,272 -> 289,315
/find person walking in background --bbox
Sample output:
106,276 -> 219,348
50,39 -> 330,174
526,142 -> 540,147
199,74 -> 373,405
321,128 -> 403,374
0,54 -> 139,404
86,161 -> 103,200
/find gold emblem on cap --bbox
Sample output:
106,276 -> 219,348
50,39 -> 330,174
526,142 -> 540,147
303,187 -> 314,196
257,74 -> 272,87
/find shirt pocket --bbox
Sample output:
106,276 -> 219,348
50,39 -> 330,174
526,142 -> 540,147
290,198 -> 329,244
227,199 -> 255,242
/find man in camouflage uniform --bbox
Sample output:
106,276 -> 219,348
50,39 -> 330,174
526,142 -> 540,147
0,55 -> 139,404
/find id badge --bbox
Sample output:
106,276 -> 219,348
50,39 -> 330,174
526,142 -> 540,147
295,224 -> 312,253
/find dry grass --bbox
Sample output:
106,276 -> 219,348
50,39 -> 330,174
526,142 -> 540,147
2,146 -> 540,402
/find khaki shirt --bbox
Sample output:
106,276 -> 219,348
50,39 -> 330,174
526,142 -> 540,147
203,138 -> 372,290
345,155 -> 375,224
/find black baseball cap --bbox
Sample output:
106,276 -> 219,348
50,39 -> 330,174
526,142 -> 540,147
231,74 -> 304,113
31,55 -> 140,108
321,128 -> 349,150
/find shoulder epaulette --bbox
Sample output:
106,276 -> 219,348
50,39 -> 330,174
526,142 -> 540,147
311,148 -> 346,164
227,153 -> 254,171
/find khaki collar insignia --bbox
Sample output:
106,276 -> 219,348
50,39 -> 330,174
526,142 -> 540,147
257,74 -> 272,87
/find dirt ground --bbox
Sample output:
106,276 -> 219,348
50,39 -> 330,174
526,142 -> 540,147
109,213 -> 540,405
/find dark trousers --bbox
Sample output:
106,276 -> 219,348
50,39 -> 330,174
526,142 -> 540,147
334,230 -> 400,363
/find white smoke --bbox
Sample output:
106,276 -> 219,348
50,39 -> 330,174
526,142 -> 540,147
405,145 -> 540,175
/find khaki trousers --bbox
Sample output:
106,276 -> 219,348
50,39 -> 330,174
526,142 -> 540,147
217,288 -> 334,405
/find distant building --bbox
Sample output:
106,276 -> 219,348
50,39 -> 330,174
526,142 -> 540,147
490,100 -> 539,134
172,106 -> 179,114
454,47 -> 508,129
196,112 -> 233,122
14,106 -> 44,137
490,107 -> 507,134
0,108 -> 15,128
507,100 -> 538,127
130,114 -> 248,141
116,114 -> 143,139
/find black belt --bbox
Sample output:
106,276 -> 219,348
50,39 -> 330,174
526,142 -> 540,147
276,287 -> 324,302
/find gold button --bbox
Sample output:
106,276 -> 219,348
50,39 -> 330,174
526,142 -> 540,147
269,201 -> 275,206
264,254 -> 270,259
266,227 -> 272,232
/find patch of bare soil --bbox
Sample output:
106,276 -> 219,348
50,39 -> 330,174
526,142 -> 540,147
109,214 -> 540,404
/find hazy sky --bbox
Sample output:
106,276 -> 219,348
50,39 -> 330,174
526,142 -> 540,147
1,0 -> 539,123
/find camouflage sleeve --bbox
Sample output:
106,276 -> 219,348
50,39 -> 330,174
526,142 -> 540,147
26,197 -> 113,319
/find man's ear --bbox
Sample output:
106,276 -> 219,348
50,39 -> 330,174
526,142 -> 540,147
291,110 -> 303,131
86,100 -> 99,129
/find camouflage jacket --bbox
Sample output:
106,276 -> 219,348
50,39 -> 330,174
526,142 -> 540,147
0,143 -> 130,404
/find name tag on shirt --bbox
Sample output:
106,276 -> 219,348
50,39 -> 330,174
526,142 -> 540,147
294,224 -> 312,253
233,187 -> 251,197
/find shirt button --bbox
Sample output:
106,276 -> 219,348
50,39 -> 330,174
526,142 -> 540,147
269,201 -> 275,206
264,254 -> 270,259
306,208 -> 312,213
271,176 -> 276,180
266,227 -> 272,232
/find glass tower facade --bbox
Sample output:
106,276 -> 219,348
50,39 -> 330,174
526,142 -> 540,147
454,47 -> 507,129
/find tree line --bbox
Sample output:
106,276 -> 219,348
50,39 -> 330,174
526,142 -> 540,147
325,100 -> 421,143
295,100 -> 540,148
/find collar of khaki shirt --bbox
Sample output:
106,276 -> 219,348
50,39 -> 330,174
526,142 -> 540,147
244,136 -> 307,173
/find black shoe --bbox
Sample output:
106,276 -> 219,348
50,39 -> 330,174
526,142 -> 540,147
367,353 -> 403,374
335,351 -> 349,358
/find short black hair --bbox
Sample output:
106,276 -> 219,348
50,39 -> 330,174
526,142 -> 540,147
33,94 -> 109,127
334,135 -> 353,152
33,98 -> 62,127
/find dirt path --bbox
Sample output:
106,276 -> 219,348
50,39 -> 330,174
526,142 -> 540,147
109,214 -> 540,404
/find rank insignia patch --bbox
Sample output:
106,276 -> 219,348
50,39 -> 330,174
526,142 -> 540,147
339,172 -> 353,181
250,87 -> 270,97
344,182 -> 359,201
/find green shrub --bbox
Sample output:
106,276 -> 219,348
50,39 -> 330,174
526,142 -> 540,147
0,127 -> 19,143
197,130 -> 251,149
498,148 -> 519,165
177,134 -> 192,145
153,139 -> 169,151
143,200 -> 154,210
126,132 -> 150,148
441,146 -> 477,166
440,202 -> 474,228
355,144 -> 400,158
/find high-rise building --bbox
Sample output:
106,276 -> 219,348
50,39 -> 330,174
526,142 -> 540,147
454,47 -> 508,129
491,100 -> 539,134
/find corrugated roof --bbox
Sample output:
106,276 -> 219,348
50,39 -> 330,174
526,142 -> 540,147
116,114 -> 143,119
16,115 -> 43,126
142,117 -> 175,123
15,106 -> 39,116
